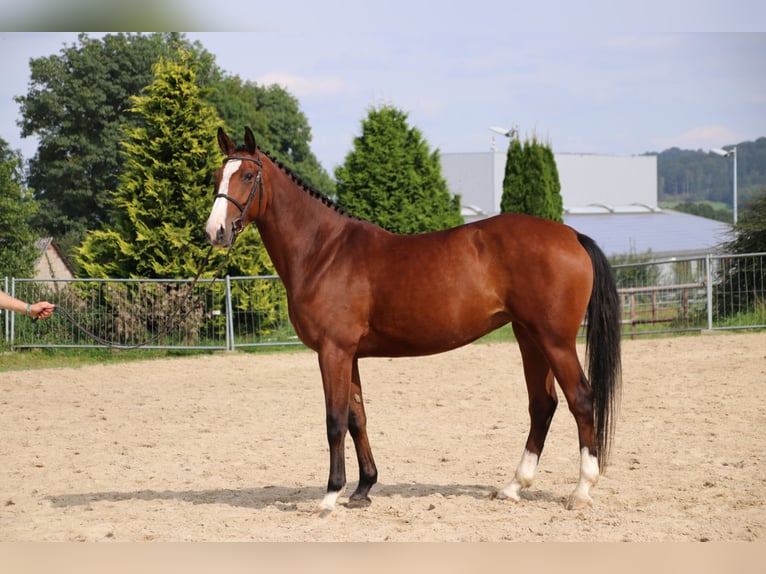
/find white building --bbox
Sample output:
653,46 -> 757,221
441,150 -> 731,258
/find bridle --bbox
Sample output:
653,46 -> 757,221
214,154 -> 265,241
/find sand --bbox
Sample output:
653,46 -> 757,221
1,332 -> 764,542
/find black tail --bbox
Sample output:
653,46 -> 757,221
577,233 -> 622,470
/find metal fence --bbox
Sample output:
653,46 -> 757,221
613,252 -> 766,337
3,276 -> 299,351
2,252 -> 765,350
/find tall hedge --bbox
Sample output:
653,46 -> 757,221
500,135 -> 563,223
335,105 -> 463,234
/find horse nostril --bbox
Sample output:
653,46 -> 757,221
216,225 -> 226,242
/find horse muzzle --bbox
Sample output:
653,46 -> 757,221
206,221 -> 233,248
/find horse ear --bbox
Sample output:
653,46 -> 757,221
244,126 -> 257,155
217,127 -> 234,155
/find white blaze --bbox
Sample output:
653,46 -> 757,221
205,160 -> 241,241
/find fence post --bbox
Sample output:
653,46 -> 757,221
706,254 -> 714,330
225,275 -> 234,351
9,277 -> 16,349
2,276 -> 7,343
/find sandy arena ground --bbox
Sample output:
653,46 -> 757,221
1,332 -> 764,542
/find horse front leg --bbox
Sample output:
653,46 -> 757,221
347,357 -> 378,507
316,345 -> 353,517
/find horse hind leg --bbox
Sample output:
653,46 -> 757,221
347,358 -> 378,508
547,345 -> 600,510
496,324 -> 558,502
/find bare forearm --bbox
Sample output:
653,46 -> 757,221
0,291 -> 56,319
0,291 -> 28,314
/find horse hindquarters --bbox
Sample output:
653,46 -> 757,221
499,231 -> 620,509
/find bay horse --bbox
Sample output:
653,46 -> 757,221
205,127 -> 621,514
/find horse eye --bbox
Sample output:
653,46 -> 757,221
244,172 -> 254,181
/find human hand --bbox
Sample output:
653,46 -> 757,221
29,301 -> 56,319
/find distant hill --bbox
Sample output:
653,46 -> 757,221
651,137 -> 766,208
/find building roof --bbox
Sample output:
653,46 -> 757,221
564,210 -> 732,258
33,237 -> 75,280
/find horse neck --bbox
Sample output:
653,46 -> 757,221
254,159 -> 350,285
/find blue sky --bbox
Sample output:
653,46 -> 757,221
1,2 -> 765,173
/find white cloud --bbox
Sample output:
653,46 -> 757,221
256,72 -> 351,98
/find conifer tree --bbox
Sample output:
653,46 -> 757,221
334,105 -> 462,234
77,52 -> 271,280
500,134 -> 563,223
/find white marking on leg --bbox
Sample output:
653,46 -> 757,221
499,449 -> 538,501
567,447 -> 599,509
319,490 -> 342,512
205,159 -> 241,241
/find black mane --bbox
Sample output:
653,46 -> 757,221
233,145 -> 357,220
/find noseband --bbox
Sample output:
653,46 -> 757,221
214,155 -> 265,239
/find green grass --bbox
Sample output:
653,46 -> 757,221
660,200 -> 730,211
474,323 -> 516,344
0,347 -> 198,372
714,301 -> 766,330
0,344 -> 314,373
3,315 -> 762,373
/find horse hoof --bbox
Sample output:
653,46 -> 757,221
566,495 -> 592,510
312,507 -> 335,519
490,489 -> 520,502
347,495 -> 372,509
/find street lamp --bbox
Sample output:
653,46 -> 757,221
489,126 -> 517,138
710,146 -> 738,225
489,126 -> 518,152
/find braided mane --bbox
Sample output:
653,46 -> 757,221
233,145 -> 356,220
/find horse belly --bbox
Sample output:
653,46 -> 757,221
359,284 -> 509,357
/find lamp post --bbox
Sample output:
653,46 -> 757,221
489,126 -> 518,152
710,146 -> 738,226
489,126 -> 517,139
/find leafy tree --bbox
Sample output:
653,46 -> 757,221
724,188 -> 766,254
715,188 -> 766,317
334,105 -> 462,234
657,137 -> 766,209
16,33 -> 217,242
77,53 -> 271,280
500,134 -> 563,222
17,32 -> 335,257
665,201 -> 731,223
609,247 -> 660,289
0,139 -> 38,278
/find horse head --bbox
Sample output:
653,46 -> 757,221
205,127 -> 266,247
